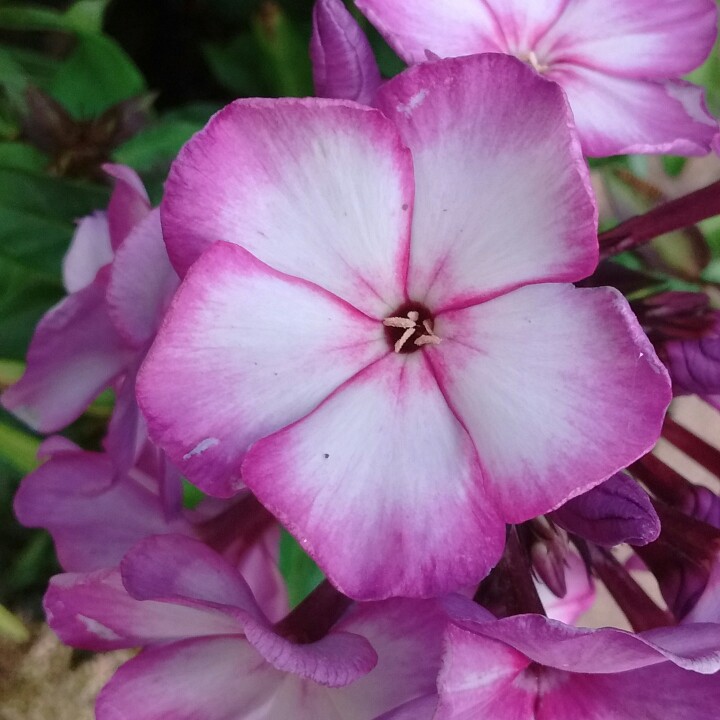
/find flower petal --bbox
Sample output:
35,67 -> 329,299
311,0 -> 382,105
374,54 -> 597,313
550,68 -> 717,156
14,449 -> 192,572
103,163 -> 151,251
62,211 -> 113,293
428,285 -> 671,522
436,625 -> 534,720
95,637 -> 292,720
1,273 -> 132,432
243,352 -> 505,600
549,472 -> 660,547
483,0 -> 572,52
120,535 -> 262,619
106,208 -> 179,348
332,599 -> 447,716
541,0 -> 717,78
45,569 -> 242,651
356,0 -> 504,63
137,241 -> 387,497
162,97 -> 412,317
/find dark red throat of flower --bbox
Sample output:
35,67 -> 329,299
383,301 -> 439,354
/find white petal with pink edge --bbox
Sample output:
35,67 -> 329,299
538,0 -> 717,78
242,352 -> 504,600
428,284 -> 671,522
62,211 -> 113,293
137,241 -> 387,497
356,0 -> 504,63
162,98 -> 412,318
374,54 -> 597,314
106,208 -> 179,348
550,67 -> 718,157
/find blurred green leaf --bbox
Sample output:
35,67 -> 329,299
0,5 -> 70,32
0,142 -> 46,171
203,33 -> 270,97
0,166 -> 106,356
0,422 -> 40,475
64,0 -> 110,34
182,479 -> 206,509
252,3 -> 313,97
50,34 -> 145,119
114,109 -> 210,173
662,156 -> 687,178
0,358 -> 23,385
0,603 -> 29,642
278,530 -> 325,608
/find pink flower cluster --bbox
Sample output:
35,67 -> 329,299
5,0 -> 720,718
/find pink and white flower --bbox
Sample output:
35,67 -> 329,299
138,54 -> 671,600
46,534 -> 447,720
355,0 -> 719,156
436,607 -> 720,719
1,164 -> 179,475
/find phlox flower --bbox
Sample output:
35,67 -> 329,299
355,0 -> 719,156
435,599 -> 720,719
138,54 -> 670,600
14,437 -> 288,621
46,534 -> 447,720
1,164 -> 179,475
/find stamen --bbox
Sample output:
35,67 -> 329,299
395,327 -> 416,353
415,334 -> 442,347
383,317 -> 417,329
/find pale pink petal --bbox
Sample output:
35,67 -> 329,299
355,0 -> 505,63
95,637 -> 292,720
137,241 -> 387,497
45,569 -> 242,651
1,273 -> 132,432
62,212 -> 113,293
540,0 -> 717,78
483,0 -> 571,53
332,599 -> 447,716
537,663 -> 720,720
162,98 -> 412,317
550,68 -> 717,156
104,364 -> 147,479
311,0 -> 382,105
106,208 -> 179,348
470,615 -> 720,674
436,625 -> 534,720
429,285 -> 671,522
243,623 -> 377,688
14,450 -> 192,572
243,353 -> 505,600
538,551 -> 595,625
374,54 -> 597,313
103,163 -> 151,251
120,535 -> 262,619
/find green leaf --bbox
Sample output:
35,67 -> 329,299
202,34 -> 270,97
50,34 -> 145,119
0,421 -> 40,474
114,114 -> 208,173
0,604 -> 29,642
251,5 -> 313,97
63,0 -> 110,34
278,530 -> 325,608
0,5 -> 70,32
662,156 -> 687,178
0,142 -> 46,172
182,479 -> 206,509
0,258 -> 64,359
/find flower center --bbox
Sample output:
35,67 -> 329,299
518,50 -> 549,74
383,302 -> 441,354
